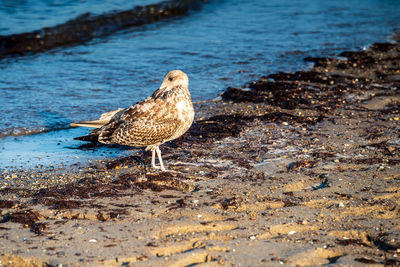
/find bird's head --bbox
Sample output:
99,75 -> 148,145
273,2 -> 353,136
159,70 -> 189,92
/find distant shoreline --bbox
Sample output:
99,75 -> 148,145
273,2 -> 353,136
0,0 -> 205,58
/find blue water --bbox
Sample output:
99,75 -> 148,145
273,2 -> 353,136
1,0 -> 400,168
0,0 -> 159,35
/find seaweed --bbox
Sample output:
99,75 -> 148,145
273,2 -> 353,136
1,210 -> 47,234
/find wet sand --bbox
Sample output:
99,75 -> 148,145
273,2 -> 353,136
1,37 -> 400,266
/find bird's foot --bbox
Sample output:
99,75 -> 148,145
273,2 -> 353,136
151,164 -> 166,172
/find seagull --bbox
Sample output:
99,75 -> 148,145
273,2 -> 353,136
71,70 -> 194,171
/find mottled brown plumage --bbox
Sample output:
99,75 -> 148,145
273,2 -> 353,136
71,70 -> 194,171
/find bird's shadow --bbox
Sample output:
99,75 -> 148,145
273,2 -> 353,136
66,141 -> 131,151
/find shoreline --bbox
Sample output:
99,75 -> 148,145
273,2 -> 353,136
0,36 -> 399,266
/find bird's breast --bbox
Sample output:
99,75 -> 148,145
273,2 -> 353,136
176,99 -> 194,122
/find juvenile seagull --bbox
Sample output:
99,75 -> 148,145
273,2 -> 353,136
71,70 -> 194,171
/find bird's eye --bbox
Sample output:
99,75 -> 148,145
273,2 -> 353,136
168,77 -> 173,81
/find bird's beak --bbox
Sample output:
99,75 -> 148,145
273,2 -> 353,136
153,86 -> 169,98
158,86 -> 169,95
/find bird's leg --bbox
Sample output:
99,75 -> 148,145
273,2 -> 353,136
151,148 -> 159,170
155,146 -> 166,171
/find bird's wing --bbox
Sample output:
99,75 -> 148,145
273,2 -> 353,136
98,117 -> 181,146
120,88 -> 171,122
99,108 -> 126,121
94,86 -> 183,145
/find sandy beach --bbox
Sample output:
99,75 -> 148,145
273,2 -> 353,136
0,37 -> 400,266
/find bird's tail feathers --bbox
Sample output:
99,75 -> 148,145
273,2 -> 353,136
70,120 -> 108,128
71,108 -> 125,128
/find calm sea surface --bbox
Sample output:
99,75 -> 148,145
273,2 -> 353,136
1,0 -> 400,168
